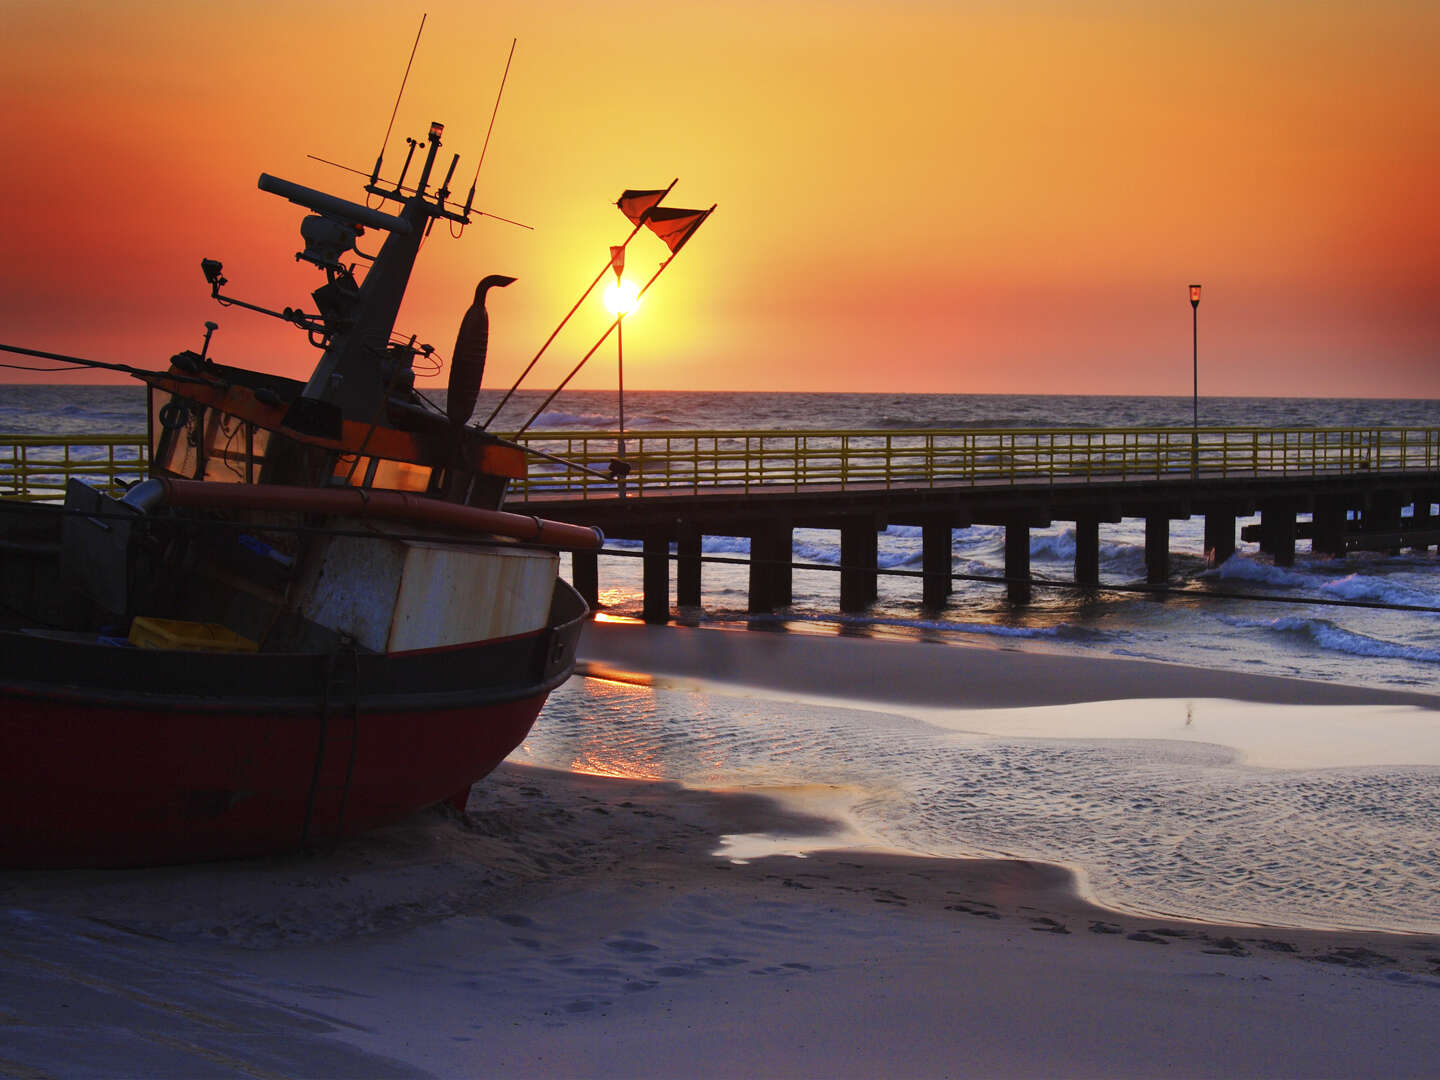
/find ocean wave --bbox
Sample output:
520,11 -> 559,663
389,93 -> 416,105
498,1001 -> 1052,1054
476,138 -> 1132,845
701,536 -> 752,556
878,547 -> 922,570
1320,572 -> 1439,611
790,539 -> 833,564
1100,547 -> 1150,578
1217,614 -> 1440,663
1030,531 -> 1075,561
881,524 -> 924,540
525,410 -> 616,429
871,416 -> 950,430
1205,556 -> 1313,589
952,525 -> 1005,550
1206,558 -> 1440,611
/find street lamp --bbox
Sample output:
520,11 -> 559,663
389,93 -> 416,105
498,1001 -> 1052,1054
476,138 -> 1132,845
1190,284 -> 1202,479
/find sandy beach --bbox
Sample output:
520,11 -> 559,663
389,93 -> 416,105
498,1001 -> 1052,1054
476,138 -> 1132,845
3,623 -> 1438,1078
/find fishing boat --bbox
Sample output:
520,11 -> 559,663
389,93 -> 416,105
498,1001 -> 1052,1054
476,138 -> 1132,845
0,117 -> 603,867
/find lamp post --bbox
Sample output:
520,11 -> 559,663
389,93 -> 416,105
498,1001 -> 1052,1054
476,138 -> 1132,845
1190,283 -> 1202,479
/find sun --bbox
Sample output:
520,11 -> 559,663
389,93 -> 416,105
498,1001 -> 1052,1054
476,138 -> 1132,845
603,278 -> 641,316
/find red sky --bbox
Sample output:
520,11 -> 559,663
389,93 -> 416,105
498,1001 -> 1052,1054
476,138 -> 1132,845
2,0 -> 1437,398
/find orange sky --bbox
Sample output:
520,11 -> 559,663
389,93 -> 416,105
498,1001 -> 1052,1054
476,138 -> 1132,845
2,0 -> 1437,399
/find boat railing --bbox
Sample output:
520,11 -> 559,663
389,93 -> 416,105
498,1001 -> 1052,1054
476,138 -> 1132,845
0,435 -> 150,502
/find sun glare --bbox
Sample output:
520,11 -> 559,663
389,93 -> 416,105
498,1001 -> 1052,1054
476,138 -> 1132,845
603,278 -> 641,316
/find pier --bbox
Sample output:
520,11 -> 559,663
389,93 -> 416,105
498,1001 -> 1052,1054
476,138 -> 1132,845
505,425 -> 1440,620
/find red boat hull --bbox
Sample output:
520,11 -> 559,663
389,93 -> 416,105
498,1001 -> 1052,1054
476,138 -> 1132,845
0,691 -> 548,868
0,582 -> 587,868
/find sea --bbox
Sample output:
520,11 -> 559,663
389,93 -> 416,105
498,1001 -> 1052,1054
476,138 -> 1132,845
7,383 -> 1438,933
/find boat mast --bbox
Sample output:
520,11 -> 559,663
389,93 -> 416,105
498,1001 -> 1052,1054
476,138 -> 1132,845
269,122 -> 469,437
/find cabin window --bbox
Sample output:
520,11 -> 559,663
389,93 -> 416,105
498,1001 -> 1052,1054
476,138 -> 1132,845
150,391 -> 203,479
332,454 -> 431,492
148,389 -> 270,484
202,412 -> 255,483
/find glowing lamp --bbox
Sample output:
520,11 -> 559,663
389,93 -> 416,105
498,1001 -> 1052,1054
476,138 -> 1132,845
604,278 -> 641,316
1190,283 -> 1202,308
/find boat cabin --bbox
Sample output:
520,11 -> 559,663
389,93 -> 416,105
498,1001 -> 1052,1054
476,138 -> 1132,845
143,359 -> 526,511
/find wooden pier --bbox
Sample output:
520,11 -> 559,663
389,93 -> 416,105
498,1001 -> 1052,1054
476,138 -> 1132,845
506,425 -> 1440,620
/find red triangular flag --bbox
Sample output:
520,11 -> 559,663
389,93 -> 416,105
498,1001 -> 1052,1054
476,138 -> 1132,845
616,188 -> 667,226
609,245 -> 625,281
643,206 -> 710,254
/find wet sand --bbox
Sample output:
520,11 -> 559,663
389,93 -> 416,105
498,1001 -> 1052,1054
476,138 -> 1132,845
2,624 -> 1438,1077
578,617 -> 1440,711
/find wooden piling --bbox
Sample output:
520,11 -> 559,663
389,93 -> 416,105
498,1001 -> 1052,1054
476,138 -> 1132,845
1203,511 -> 1236,566
642,532 -> 670,623
840,518 -> 879,612
677,524 -> 703,607
1145,513 -> 1169,584
1311,498 -> 1348,557
1260,504 -> 1296,567
1410,499 -> 1436,553
1363,492 -> 1406,554
921,519 -> 953,608
1004,516 -> 1031,604
1074,514 -> 1100,586
749,520 -> 793,613
572,549 -> 599,611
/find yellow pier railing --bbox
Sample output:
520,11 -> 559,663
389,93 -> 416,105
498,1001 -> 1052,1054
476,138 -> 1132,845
0,435 -> 150,502
511,425 -> 1440,500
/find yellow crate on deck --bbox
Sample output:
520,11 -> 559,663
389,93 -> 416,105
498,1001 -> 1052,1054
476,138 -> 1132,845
128,616 -> 258,653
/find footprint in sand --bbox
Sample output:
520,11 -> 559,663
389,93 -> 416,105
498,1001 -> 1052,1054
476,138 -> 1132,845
1315,947 -> 1397,968
697,956 -> 748,968
563,998 -> 611,1013
1030,918 -> 1070,935
605,938 -> 660,955
1202,936 -> 1250,957
1248,938 -> 1299,954
946,902 -> 1002,920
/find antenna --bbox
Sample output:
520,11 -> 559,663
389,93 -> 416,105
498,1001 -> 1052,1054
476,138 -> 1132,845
462,37 -> 516,218
370,13 -> 428,186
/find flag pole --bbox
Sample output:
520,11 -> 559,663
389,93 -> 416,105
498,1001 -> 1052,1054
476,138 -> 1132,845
616,315 -> 626,496
482,179 -> 677,429
513,204 -> 715,439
